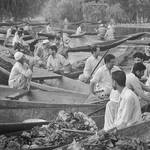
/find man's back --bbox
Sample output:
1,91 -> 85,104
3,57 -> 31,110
114,87 -> 142,129
126,73 -> 143,94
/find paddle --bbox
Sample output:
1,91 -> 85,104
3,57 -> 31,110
0,122 -> 49,134
6,90 -> 30,100
61,128 -> 95,135
88,32 -> 146,80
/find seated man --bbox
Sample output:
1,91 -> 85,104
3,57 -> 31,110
132,52 -> 149,82
34,39 -> 51,67
105,70 -> 142,131
47,45 -> 70,72
126,62 -> 150,106
88,54 -> 120,105
90,54 -> 119,95
12,29 -> 28,52
9,52 -> 33,90
79,46 -> 104,83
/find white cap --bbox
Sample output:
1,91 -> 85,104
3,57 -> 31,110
42,39 -> 49,44
14,52 -> 24,61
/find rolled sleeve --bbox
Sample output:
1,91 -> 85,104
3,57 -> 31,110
90,68 -> 102,83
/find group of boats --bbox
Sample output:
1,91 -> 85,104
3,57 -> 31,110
0,21 -> 150,145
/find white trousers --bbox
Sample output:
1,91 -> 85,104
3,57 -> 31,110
104,101 -> 118,131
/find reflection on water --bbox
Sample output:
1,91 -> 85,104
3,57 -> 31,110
115,27 -> 150,36
69,35 -> 100,48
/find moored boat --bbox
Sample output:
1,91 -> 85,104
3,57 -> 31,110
0,84 -> 106,130
69,32 -> 86,38
0,53 -> 90,94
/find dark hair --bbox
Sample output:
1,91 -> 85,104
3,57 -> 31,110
91,46 -> 100,54
133,52 -> 144,59
19,28 -> 24,31
50,45 -> 58,52
17,30 -> 23,35
104,54 -> 115,64
132,62 -> 146,73
112,70 -> 126,87
56,36 -> 61,41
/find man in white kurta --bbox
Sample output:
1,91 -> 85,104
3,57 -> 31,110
114,87 -> 142,129
47,45 -> 69,72
79,46 -> 104,83
76,25 -> 82,35
104,70 -> 142,131
126,63 -> 150,106
9,52 -> 33,90
4,26 -> 13,46
12,30 -> 24,47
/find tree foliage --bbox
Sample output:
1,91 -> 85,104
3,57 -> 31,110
0,0 -> 46,21
1,0 -> 150,23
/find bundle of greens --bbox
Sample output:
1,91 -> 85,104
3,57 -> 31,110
0,110 -> 97,150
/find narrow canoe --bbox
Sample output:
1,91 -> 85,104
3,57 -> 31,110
69,32 -> 86,38
0,53 -> 89,94
0,84 -> 106,130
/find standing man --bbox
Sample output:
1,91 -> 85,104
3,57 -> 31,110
9,52 -> 33,90
76,24 -> 82,35
105,70 -> 141,130
4,26 -> 13,46
79,46 -> 104,83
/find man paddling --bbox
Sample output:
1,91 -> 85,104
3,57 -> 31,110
79,46 -> 104,83
90,54 -> 119,96
87,54 -> 120,106
9,52 -> 33,90
104,70 -> 142,131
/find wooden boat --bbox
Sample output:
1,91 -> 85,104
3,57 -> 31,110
0,52 -> 89,94
69,32 -> 86,38
0,84 -> 106,130
0,28 -> 30,35
69,32 -> 145,52
37,32 -> 56,39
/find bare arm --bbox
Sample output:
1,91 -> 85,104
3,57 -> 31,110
140,81 -> 150,92
89,81 -> 96,95
133,84 -> 150,102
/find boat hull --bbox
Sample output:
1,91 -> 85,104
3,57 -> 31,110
0,99 -> 105,129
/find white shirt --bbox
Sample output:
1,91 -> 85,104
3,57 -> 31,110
114,87 -> 142,129
46,25 -> 52,33
12,34 -> 23,46
9,62 -> 32,89
47,54 -> 69,70
83,55 -> 104,78
76,26 -> 81,35
6,28 -> 12,38
91,65 -> 120,92
126,73 -> 143,95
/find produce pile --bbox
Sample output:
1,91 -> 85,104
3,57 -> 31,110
0,110 -> 97,150
67,131 -> 148,150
